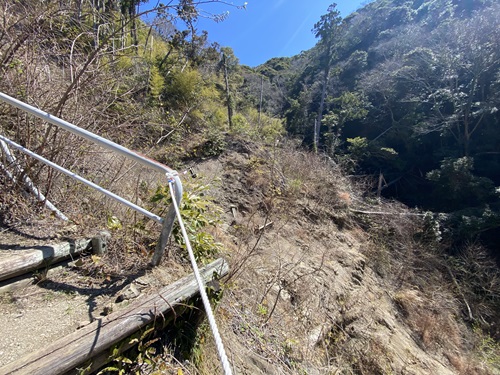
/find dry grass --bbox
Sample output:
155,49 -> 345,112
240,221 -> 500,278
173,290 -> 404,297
450,242 -> 500,332
0,133 -> 175,272
394,288 -> 462,350
354,197 -> 500,375
274,140 -> 347,203
446,351 -> 496,375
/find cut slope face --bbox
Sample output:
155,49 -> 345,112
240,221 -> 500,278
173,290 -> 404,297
192,140 -> 483,374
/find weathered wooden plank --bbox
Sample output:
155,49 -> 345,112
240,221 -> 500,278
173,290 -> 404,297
0,239 -> 92,282
0,258 -> 228,375
0,260 -> 71,294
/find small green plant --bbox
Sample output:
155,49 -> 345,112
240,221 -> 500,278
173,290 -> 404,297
97,327 -> 161,375
151,183 -> 223,263
106,215 -> 123,231
473,325 -> 500,371
286,178 -> 303,197
257,303 -> 268,317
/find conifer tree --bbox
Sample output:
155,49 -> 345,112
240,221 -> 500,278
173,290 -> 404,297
312,3 -> 343,152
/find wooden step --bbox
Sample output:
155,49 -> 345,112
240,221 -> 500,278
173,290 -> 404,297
0,239 -> 91,282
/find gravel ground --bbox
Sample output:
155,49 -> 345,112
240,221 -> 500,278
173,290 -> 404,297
0,286 -> 90,367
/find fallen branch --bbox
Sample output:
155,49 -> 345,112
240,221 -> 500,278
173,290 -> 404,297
256,221 -> 274,233
446,265 -> 474,321
349,208 -> 425,216
0,139 -> 68,221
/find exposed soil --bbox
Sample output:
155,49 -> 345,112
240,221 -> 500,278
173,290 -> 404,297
190,146 -> 459,375
0,281 -> 91,366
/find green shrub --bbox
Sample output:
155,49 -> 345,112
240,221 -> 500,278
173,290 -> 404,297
151,183 -> 223,263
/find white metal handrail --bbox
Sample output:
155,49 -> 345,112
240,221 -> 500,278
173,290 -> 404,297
0,92 -> 182,265
0,134 -> 164,223
0,92 -> 175,175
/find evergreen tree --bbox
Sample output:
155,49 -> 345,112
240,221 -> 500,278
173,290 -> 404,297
311,3 -> 343,152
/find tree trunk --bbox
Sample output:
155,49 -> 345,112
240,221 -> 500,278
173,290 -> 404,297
315,67 -> 330,151
223,52 -> 233,129
313,119 -> 319,153
130,4 -> 138,49
258,75 -> 264,127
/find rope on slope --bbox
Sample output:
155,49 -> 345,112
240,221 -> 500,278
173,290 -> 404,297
167,173 -> 233,375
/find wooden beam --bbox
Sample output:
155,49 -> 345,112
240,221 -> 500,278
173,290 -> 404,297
349,209 -> 424,216
0,239 -> 91,282
0,260 -> 72,294
0,258 -> 229,375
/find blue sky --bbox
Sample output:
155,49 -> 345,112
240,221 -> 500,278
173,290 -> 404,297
143,1 -> 371,67
193,1 -> 369,66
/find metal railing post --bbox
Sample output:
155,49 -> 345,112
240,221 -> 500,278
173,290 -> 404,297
151,174 -> 183,266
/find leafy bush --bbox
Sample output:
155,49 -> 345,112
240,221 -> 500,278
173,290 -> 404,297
198,130 -> 227,158
162,68 -> 203,112
151,183 -> 223,263
237,108 -> 285,143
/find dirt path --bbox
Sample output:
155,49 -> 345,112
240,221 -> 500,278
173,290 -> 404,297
0,285 -> 91,366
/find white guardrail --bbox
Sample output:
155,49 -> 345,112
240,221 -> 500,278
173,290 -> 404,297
0,92 -> 182,266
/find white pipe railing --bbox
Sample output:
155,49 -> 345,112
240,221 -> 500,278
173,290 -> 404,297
0,135 -> 164,223
0,92 -> 174,175
1,93 -> 233,371
0,92 -> 182,265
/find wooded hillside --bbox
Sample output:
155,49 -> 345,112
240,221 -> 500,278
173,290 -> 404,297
249,0 -> 500,253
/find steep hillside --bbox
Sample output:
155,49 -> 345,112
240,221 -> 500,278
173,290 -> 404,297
186,139 -> 499,374
2,138 -> 499,374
